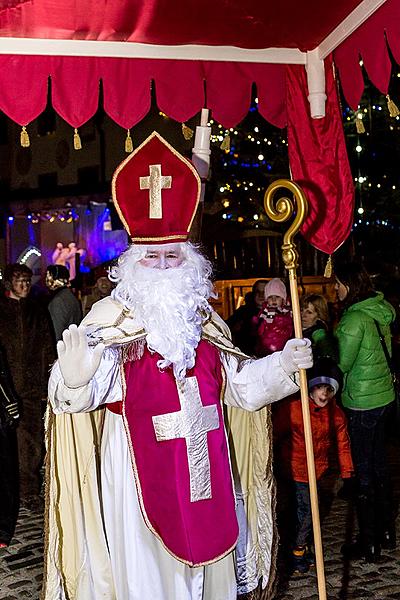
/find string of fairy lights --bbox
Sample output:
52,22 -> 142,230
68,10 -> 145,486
208,73 -> 400,234
7,205 -> 111,224
207,97 -> 289,229
340,59 -> 400,234
8,208 -> 79,224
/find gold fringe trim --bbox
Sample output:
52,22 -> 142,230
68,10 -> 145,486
220,134 -> 231,152
73,128 -> 82,150
355,114 -> 365,134
386,95 -> 400,118
39,407 -> 52,600
182,123 -> 194,140
20,126 -> 30,148
324,255 -> 332,278
125,129 -> 133,153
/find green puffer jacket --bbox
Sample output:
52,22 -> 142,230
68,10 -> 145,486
335,292 -> 396,410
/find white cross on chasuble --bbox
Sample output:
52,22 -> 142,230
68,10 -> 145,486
152,377 -> 220,502
139,164 -> 172,219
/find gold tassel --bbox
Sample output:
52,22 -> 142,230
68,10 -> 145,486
73,128 -> 82,150
220,134 -> 231,152
355,115 -> 365,134
324,255 -> 332,279
125,129 -> 133,153
181,123 -> 194,140
386,95 -> 400,118
20,126 -> 30,148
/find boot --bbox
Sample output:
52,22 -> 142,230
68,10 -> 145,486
341,536 -> 381,562
341,490 -> 381,563
305,544 -> 315,567
375,479 -> 396,550
291,546 -> 310,575
381,527 -> 396,550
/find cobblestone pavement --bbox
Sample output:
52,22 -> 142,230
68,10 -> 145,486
274,442 -> 400,600
0,504 -> 44,600
1,444 -> 400,600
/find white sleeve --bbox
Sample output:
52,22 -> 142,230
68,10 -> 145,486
48,351 -> 122,414
221,350 -> 299,411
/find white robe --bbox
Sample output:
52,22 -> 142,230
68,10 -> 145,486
45,310 -> 298,600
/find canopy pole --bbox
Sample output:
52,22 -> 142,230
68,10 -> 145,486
306,49 -> 326,119
189,108 -> 211,242
192,108 -> 211,179
264,179 -> 327,600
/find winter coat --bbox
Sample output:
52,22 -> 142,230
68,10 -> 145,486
334,292 -> 396,410
48,287 -> 82,342
303,320 -> 338,363
0,344 -> 19,429
273,395 -> 354,483
226,300 -> 259,355
0,294 -> 55,399
253,304 -> 293,356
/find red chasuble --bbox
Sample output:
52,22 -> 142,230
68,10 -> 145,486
122,339 -> 239,566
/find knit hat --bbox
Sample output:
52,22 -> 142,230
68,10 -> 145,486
264,278 -> 287,303
308,358 -> 342,396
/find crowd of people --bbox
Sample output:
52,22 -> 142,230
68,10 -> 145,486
0,262 -> 113,549
0,133 -> 398,600
229,265 -> 398,575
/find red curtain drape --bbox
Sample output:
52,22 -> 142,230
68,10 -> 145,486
0,55 -> 287,129
334,0 -> 400,109
287,57 -> 355,255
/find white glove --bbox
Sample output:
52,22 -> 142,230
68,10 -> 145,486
57,324 -> 105,389
280,338 -> 313,375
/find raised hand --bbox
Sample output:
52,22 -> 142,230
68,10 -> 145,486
280,338 -> 313,375
57,324 -> 105,389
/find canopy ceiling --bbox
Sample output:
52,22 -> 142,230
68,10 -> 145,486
0,0 -> 363,51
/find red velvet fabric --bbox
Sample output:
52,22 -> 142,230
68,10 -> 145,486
334,0 -> 400,109
123,342 -> 239,566
287,58 -> 355,255
0,0 -> 362,51
0,56 -> 287,129
112,132 -> 200,243
51,56 -> 100,127
0,55 -> 49,125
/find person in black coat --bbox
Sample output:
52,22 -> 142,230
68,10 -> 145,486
0,264 -> 55,505
226,279 -> 267,355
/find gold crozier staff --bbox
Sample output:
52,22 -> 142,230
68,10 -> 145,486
264,179 -> 327,600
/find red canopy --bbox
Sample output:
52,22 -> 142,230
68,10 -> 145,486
0,1 -> 396,127
0,0 -> 396,255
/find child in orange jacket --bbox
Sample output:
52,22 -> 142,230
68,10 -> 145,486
273,358 -> 354,574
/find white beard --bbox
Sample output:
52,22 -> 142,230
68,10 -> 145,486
112,263 -> 212,380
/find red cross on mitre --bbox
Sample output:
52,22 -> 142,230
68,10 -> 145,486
112,131 -> 201,244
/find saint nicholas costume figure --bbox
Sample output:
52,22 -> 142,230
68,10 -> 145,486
44,132 -> 312,600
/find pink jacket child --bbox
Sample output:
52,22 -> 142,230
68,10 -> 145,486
253,278 -> 294,356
